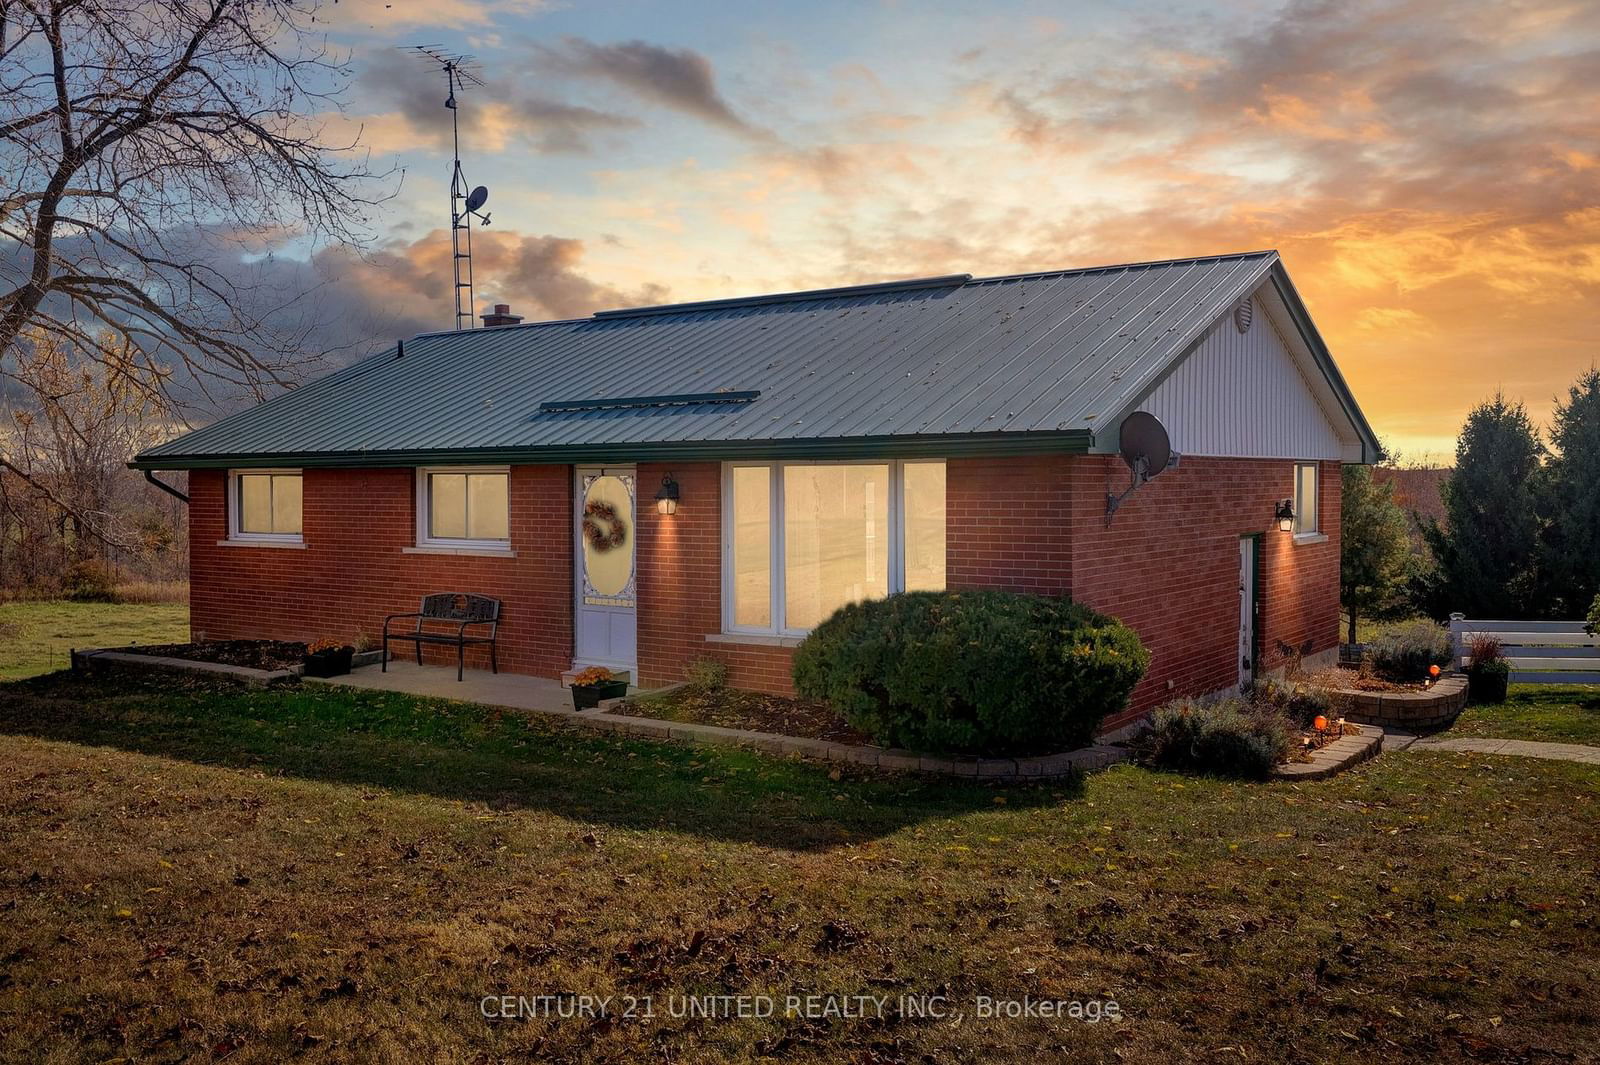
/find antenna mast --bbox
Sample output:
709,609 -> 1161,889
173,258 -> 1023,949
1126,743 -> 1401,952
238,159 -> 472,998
408,46 -> 492,330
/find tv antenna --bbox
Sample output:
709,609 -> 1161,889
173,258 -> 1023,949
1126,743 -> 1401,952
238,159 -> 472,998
1105,411 -> 1180,525
407,45 -> 492,330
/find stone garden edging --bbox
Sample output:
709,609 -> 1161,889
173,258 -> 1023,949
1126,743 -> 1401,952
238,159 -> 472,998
584,701 -> 1385,782
71,646 -> 386,688
1270,723 -> 1385,781
73,648 -> 300,688
1335,673 -> 1468,730
581,694 -> 1126,779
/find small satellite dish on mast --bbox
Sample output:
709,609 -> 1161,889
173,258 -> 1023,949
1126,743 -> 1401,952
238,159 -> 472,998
1105,411 -> 1179,524
406,45 -> 493,330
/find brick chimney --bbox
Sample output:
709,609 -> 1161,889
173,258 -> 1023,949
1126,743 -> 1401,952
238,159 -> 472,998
480,303 -> 523,327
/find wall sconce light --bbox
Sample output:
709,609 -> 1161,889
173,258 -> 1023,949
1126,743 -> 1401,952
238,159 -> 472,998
654,473 -> 680,515
1275,498 -> 1295,532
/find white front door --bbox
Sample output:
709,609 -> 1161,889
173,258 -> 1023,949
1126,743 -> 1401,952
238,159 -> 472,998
1238,536 -> 1256,691
574,466 -> 638,673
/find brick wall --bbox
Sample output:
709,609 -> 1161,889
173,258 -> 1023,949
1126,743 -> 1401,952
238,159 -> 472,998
630,454 -> 1337,718
634,462 -> 795,691
947,456 -> 1072,594
1065,456 -> 1341,729
189,466 -> 572,675
190,455 -> 1341,732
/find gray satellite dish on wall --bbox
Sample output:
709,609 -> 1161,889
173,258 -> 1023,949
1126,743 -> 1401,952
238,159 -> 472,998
1106,411 -> 1178,524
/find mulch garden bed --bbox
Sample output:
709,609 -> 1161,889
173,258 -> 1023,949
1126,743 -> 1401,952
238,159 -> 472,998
125,640 -> 308,672
1301,666 -> 1427,694
613,685 -> 874,745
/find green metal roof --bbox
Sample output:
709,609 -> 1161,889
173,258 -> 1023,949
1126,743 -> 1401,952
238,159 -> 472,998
133,251 -> 1379,469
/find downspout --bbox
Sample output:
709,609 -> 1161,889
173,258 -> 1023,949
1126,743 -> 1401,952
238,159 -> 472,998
143,469 -> 189,504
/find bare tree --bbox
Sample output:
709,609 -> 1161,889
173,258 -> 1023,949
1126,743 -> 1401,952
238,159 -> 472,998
0,0 -> 384,405
0,0 -> 386,554
3,326 -> 168,550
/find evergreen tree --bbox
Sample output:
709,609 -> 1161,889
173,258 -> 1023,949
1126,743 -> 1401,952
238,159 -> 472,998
1341,465 -> 1413,643
1537,369 -> 1600,616
1422,394 -> 1543,618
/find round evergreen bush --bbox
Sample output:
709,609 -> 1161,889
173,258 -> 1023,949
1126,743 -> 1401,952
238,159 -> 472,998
791,590 -> 1149,755
1365,618 -> 1452,682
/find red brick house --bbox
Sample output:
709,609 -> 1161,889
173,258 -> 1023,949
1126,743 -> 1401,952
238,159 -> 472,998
133,252 -> 1378,732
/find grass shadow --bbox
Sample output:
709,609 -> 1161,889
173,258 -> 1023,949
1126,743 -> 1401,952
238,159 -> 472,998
0,669 -> 1083,852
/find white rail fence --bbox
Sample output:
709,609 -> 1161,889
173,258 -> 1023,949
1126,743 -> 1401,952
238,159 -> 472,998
1449,613 -> 1600,685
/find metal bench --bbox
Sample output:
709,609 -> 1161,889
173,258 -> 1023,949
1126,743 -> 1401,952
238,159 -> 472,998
382,593 -> 501,681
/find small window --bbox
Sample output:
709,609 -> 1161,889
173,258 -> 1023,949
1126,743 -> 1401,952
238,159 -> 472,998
1293,463 -> 1319,535
228,470 -> 302,541
417,467 -> 509,547
729,465 -> 772,628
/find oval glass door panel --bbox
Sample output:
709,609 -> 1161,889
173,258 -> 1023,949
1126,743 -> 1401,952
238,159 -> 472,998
582,474 -> 635,604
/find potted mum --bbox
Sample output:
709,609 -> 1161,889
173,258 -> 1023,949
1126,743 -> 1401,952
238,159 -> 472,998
1464,634 -> 1510,704
303,637 -> 355,678
570,665 -> 627,710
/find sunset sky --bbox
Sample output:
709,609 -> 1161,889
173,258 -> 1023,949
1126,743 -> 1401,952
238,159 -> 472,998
298,0 -> 1599,463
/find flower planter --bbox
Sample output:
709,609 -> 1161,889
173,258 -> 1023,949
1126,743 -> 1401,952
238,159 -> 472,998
1335,673 -> 1469,730
303,646 -> 354,678
1467,668 -> 1509,705
571,678 -> 628,710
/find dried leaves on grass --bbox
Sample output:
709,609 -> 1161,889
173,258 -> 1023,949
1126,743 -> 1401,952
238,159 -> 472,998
1,673 -> 1598,1064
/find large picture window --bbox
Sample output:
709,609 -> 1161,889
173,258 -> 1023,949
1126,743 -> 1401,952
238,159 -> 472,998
228,469 -> 302,542
416,467 -> 510,549
724,461 -> 946,636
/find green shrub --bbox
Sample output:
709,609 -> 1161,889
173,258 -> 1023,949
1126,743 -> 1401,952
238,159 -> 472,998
64,559 -> 118,602
1587,592 -> 1600,637
792,590 -> 1149,755
1251,678 -> 1345,728
1144,697 -> 1297,779
1366,618 -> 1452,682
684,656 -> 728,691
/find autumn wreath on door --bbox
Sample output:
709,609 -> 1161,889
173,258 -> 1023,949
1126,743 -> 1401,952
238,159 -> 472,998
582,500 -> 628,551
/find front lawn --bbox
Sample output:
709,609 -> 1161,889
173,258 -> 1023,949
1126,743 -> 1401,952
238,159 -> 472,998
0,599 -> 189,679
1,670 -> 1597,1063
1450,684 -> 1600,745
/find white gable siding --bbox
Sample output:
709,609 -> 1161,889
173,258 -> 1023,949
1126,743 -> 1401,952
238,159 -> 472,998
1135,299 -> 1345,460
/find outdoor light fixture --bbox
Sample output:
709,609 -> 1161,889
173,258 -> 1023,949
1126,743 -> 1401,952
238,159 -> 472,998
1275,498 -> 1295,532
654,473 -> 680,515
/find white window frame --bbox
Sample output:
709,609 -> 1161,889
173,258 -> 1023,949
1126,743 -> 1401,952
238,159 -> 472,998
414,466 -> 512,551
1293,461 -> 1321,539
226,468 -> 303,544
720,459 -> 944,637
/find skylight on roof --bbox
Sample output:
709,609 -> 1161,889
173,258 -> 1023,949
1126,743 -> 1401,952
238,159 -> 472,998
536,390 -> 760,414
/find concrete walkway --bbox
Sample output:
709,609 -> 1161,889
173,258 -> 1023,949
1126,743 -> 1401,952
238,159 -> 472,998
313,659 -> 579,715
1394,734 -> 1600,765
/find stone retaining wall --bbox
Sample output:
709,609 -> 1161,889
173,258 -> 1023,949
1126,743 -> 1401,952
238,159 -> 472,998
1271,724 -> 1384,780
1337,674 -> 1468,730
